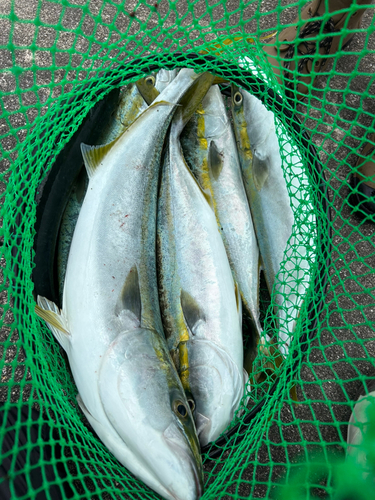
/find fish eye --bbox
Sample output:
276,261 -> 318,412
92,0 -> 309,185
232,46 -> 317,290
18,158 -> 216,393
187,398 -> 195,413
145,76 -> 156,86
174,400 -> 188,418
233,91 -> 243,106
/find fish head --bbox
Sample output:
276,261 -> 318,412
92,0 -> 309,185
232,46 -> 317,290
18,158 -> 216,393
230,85 -> 271,190
136,75 -> 159,105
230,85 -> 252,163
98,328 -> 203,500
231,84 -> 275,150
187,339 -> 245,447
231,84 -> 245,116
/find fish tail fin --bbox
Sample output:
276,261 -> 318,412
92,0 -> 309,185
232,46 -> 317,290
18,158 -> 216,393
35,296 -> 71,352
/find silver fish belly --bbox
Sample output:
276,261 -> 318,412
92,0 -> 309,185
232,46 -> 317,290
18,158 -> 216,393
158,108 -> 246,447
37,69 -> 209,500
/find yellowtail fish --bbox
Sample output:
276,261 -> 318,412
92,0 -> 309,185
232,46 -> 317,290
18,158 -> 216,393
57,83 -> 149,300
180,85 -> 262,356
231,85 -> 314,359
157,77 -> 247,447
35,69 -> 214,500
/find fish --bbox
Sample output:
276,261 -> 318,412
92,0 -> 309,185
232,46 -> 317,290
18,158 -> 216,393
231,84 -> 314,359
35,69 -> 215,500
157,81 -> 247,447
180,85 -> 262,363
56,82 -> 149,301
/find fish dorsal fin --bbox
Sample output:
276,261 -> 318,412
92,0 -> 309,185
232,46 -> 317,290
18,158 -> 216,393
180,290 -> 205,335
115,265 -> 142,323
252,150 -> 269,191
208,140 -> 224,180
35,296 -> 70,352
81,138 -> 118,179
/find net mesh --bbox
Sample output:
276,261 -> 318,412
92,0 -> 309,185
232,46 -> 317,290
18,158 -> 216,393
1,0 -> 375,498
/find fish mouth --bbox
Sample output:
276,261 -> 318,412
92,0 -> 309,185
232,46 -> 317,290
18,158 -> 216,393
163,426 -> 204,499
163,452 -> 203,500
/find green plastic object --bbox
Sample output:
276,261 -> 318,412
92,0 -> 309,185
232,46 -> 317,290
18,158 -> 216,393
1,1 -> 374,498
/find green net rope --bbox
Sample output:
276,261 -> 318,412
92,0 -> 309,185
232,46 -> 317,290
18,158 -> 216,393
1,0 -> 375,498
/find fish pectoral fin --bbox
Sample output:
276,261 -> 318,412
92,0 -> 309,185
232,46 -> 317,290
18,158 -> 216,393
76,394 -> 102,428
115,265 -> 142,324
252,150 -> 269,191
195,412 -> 210,438
77,394 -> 93,420
180,290 -> 205,336
234,281 -> 242,315
208,140 -> 224,181
81,138 -> 119,179
35,296 -> 70,352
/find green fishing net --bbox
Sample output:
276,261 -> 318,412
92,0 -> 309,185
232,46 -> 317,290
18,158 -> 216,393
1,0 -> 375,498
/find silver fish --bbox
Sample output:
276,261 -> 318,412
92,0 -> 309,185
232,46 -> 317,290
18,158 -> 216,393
157,90 -> 246,447
231,85 -> 315,357
181,85 -> 262,348
57,83 -> 148,300
36,69 -> 212,500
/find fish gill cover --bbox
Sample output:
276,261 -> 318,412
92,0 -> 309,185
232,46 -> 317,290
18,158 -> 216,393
0,1 -> 374,499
